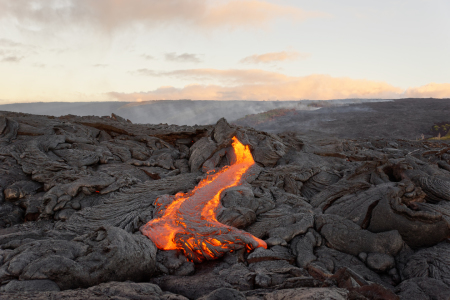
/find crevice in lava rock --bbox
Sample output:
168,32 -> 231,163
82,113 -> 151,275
141,137 -> 267,263
361,200 -> 380,229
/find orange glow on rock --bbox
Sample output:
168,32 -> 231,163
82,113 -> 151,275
140,137 -> 267,263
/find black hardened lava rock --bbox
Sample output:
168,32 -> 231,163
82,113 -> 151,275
1,111 -> 450,299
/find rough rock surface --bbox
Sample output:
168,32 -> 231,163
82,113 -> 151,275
1,111 -> 450,299
245,287 -> 349,300
396,277 -> 450,300
399,242 -> 450,285
316,214 -> 403,256
0,226 -> 157,290
198,288 -> 245,300
0,281 -> 189,300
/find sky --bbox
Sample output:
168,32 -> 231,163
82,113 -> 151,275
0,0 -> 449,103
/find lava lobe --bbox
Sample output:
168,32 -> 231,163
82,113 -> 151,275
141,137 -> 267,262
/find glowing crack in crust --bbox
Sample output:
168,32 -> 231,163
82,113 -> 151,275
141,137 -> 267,262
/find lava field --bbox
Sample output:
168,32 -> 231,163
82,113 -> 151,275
0,110 -> 450,299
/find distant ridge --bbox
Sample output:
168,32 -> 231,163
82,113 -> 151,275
0,99 -> 389,126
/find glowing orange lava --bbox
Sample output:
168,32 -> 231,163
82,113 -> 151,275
141,137 -> 267,262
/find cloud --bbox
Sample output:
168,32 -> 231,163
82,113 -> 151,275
135,69 -> 158,76
0,38 -> 35,63
110,70 -> 405,101
142,54 -> 154,60
0,0 -> 325,32
240,51 -> 310,64
134,68 -> 289,84
403,83 -> 450,99
165,52 -> 203,63
1,56 -> 23,63
197,0 -> 325,29
0,38 -> 24,47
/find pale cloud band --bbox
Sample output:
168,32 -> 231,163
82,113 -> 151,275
404,83 -> 450,99
111,68 -> 450,101
134,68 -> 290,84
0,38 -> 29,64
165,53 -> 203,63
0,0 -> 325,32
1,56 -> 23,63
240,51 -> 310,64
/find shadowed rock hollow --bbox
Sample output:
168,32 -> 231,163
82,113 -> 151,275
1,110 -> 450,299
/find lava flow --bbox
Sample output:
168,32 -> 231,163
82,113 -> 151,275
141,137 -> 267,263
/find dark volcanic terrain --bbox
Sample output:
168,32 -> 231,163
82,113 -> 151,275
235,98 -> 450,141
0,99 -> 385,127
0,103 -> 450,299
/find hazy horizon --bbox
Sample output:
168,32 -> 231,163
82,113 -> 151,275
0,98 -> 393,126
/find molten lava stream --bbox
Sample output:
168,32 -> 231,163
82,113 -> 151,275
141,137 -> 267,262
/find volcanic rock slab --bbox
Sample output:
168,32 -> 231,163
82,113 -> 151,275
0,281 -> 189,300
0,226 -> 157,290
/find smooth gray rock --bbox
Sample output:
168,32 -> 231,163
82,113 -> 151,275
290,231 -> 317,268
366,253 -> 395,272
218,263 -> 255,291
152,274 -> 232,299
189,137 -> 217,171
198,288 -> 246,300
368,194 -> 450,248
247,246 -> 295,264
245,287 -> 348,300
314,246 -> 393,289
310,180 -> 371,209
0,280 -> 60,292
316,214 -> 403,257
246,205 -> 314,243
213,118 -> 236,146
217,183 -> 259,229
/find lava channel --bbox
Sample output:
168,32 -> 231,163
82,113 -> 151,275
141,136 -> 267,263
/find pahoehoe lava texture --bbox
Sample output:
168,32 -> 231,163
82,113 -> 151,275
1,109 -> 450,299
